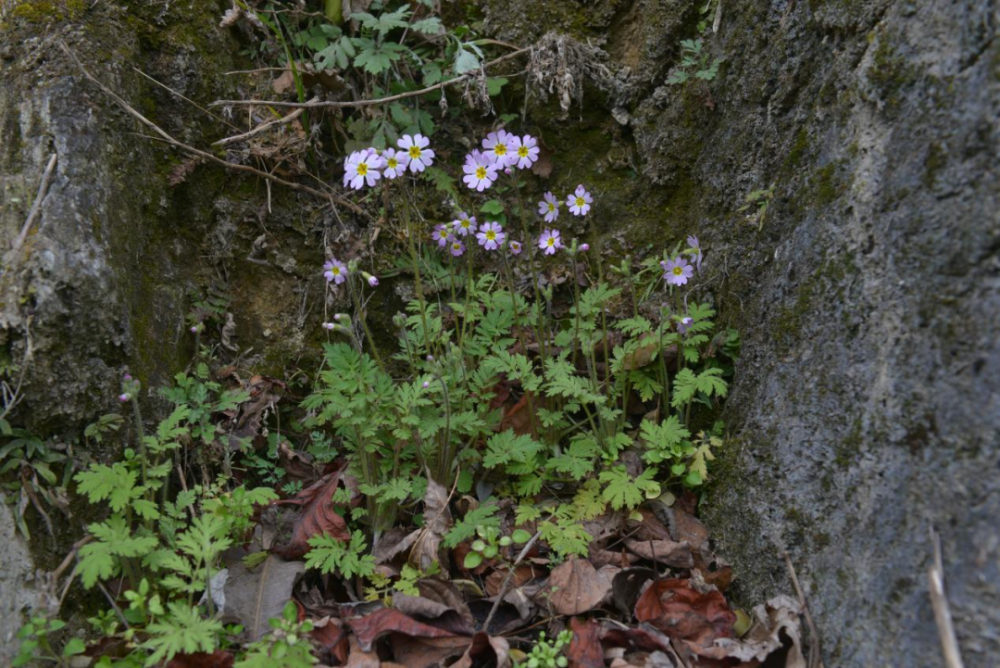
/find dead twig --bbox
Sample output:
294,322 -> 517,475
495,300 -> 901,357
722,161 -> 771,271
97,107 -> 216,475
482,530 -> 541,633
213,101 -> 314,147
59,42 -> 362,214
929,528 -> 965,668
783,551 -> 825,668
210,47 -> 532,110
12,153 -> 58,252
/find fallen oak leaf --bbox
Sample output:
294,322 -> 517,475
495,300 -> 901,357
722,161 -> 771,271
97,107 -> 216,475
634,578 -> 736,649
624,538 -> 694,568
687,594 -> 805,666
222,555 -> 304,641
546,558 -> 618,616
309,617 -> 349,666
347,607 -> 464,652
408,477 -> 453,572
567,617 -> 604,668
270,465 -> 350,559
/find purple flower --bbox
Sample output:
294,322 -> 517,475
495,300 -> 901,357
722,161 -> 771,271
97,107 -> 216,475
344,150 -> 383,190
449,240 -> 466,257
324,258 -> 348,285
476,222 -> 506,251
538,192 -> 560,223
512,134 -> 540,170
509,240 -> 523,255
322,322 -> 336,330
483,129 -> 517,167
578,243 -> 590,252
426,355 -> 435,362
422,381 -> 430,389
123,373 -> 132,381
381,148 -> 409,179
661,257 -> 693,286
539,229 -> 562,255
118,393 -> 129,403
687,235 -> 703,272
398,134 -> 435,173
677,316 -> 694,335
366,275 -> 379,288
190,326 -> 198,333
431,224 -> 452,247
566,185 -> 593,216
463,153 -> 499,192
452,212 -> 478,237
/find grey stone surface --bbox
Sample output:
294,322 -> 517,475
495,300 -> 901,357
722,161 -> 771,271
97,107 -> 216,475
0,494 -> 39,655
0,0 -> 995,665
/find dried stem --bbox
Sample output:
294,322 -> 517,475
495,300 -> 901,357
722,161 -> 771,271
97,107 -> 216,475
12,153 -> 57,252
482,530 -> 541,633
928,528 -> 965,668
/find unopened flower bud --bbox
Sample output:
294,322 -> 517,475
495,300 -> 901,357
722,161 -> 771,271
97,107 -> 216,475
504,167 -> 512,175
118,393 -> 129,402
579,243 -> 590,252
426,355 -> 434,362
363,272 -> 379,287
123,373 -> 132,381
190,325 -> 198,333
422,381 -> 430,389
322,322 -> 335,330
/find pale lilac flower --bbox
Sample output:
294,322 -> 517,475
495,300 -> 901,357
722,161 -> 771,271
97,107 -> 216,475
687,235 -> 703,272
449,240 -> 466,257
431,224 -> 452,247
452,212 -> 478,237
381,148 -> 409,179
322,322 -> 336,331
366,275 -> 379,287
567,185 -> 593,216
509,240 -> 523,255
333,313 -> 344,321
661,257 -> 694,286
677,316 -> 694,335
483,129 -> 517,167
398,134 -> 434,173
463,153 -> 499,191
118,393 -> 129,403
578,243 -> 590,252
324,258 -> 348,285
426,355 -> 435,362
512,135 -> 540,169
476,222 -> 506,250
190,326 -> 198,333
345,150 -> 383,189
538,192 -> 560,223
539,229 -> 562,255
422,381 -> 430,389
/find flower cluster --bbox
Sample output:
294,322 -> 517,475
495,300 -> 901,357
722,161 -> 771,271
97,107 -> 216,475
659,236 -> 705,288
342,134 -> 435,190
461,130 -> 539,192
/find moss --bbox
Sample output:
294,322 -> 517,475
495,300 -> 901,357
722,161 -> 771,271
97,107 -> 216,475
834,418 -> 863,468
8,0 -> 84,23
868,34 -> 918,111
923,141 -> 947,189
813,162 -> 845,205
785,128 -> 810,171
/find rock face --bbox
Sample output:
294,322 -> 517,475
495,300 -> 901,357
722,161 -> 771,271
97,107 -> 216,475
484,0 -> 998,666
0,0 -> 996,666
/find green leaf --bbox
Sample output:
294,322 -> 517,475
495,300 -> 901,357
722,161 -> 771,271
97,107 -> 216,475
599,466 -> 647,510
487,77 -> 508,96
483,431 -> 543,468
444,503 -> 499,548
454,49 -> 480,74
63,638 -> 86,657
511,529 -> 532,544
480,199 -> 504,215
464,551 -> 483,569
143,602 -> 223,666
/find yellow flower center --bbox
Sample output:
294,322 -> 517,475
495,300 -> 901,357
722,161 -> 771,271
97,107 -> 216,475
672,267 -> 684,276
476,166 -> 487,179
387,158 -> 398,168
486,230 -> 496,240
461,220 -> 470,228
333,267 -> 341,275
547,238 -> 556,247
518,146 -> 529,157
408,146 -> 422,159
452,243 -> 461,251
494,144 -> 507,156
575,197 -> 585,207
357,163 -> 368,176
547,203 -> 556,212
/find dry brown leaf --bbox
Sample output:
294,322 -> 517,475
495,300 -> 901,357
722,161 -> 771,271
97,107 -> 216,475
547,559 -> 618,615
624,538 -> 694,568
223,556 -> 304,640
344,635 -> 381,668
408,478 -> 453,572
270,467 -> 351,559
566,617 -> 604,668
309,617 -> 349,666
634,578 -> 736,649
450,632 -> 511,668
348,607 -> 462,652
689,594 -> 804,666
